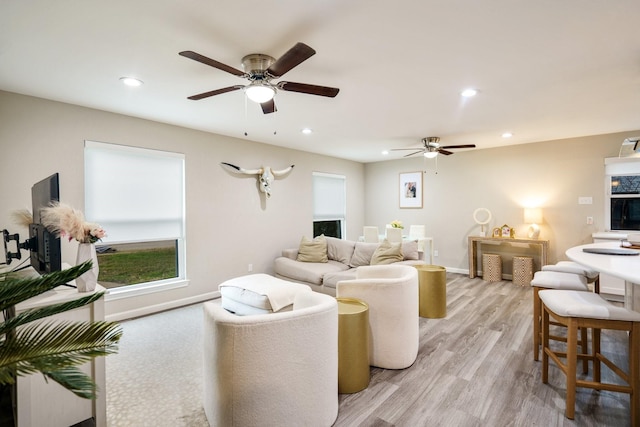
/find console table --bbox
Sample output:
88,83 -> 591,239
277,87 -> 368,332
16,281 -> 106,427
468,236 -> 549,279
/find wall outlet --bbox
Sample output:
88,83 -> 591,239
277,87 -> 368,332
434,250 -> 439,257
586,216 -> 593,225
248,264 -> 253,272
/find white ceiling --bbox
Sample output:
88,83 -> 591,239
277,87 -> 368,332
2,1 -> 639,163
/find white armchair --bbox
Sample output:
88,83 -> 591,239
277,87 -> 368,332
336,265 -> 419,369
203,290 -> 339,427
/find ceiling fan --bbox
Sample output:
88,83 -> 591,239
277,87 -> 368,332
392,137 -> 476,158
179,42 -> 339,114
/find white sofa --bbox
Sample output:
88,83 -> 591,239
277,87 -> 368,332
203,290 -> 339,427
274,236 -> 427,296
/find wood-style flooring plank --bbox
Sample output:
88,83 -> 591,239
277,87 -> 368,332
333,273 -> 632,427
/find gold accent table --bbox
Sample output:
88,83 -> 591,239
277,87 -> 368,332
468,236 -> 548,280
336,297 -> 370,394
415,265 -> 447,318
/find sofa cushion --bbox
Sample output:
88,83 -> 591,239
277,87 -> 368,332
349,242 -> 379,267
401,240 -> 419,260
296,235 -> 328,263
274,257 -> 349,285
370,239 -> 404,265
322,269 -> 358,290
325,236 -> 356,264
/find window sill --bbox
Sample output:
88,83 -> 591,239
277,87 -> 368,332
104,278 -> 189,301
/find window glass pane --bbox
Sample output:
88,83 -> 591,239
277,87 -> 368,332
96,240 -> 178,289
611,175 -> 640,195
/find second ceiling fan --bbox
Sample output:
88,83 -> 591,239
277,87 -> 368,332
392,137 -> 476,158
179,42 -> 339,114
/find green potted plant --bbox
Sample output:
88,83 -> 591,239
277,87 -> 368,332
0,261 -> 122,426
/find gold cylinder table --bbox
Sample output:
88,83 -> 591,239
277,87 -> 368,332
512,256 -> 534,286
482,253 -> 502,282
336,297 -> 370,394
415,265 -> 447,318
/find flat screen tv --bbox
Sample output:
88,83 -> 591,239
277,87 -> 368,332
29,173 -> 62,274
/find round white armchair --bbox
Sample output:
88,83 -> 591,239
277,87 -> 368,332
337,264 -> 419,369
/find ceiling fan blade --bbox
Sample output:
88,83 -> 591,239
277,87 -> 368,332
179,51 -> 246,77
187,85 -> 244,100
261,99 -> 277,114
440,144 -> 476,149
277,81 -> 339,97
266,42 -> 316,78
438,149 -> 454,155
403,151 -> 424,157
391,148 -> 423,151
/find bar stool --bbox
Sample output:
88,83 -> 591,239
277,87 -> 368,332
542,261 -> 600,293
530,271 -> 589,363
539,289 -> 640,424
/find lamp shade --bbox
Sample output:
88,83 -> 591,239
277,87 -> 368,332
524,208 -> 543,224
423,151 -> 438,159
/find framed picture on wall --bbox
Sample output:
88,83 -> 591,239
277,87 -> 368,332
399,171 -> 423,208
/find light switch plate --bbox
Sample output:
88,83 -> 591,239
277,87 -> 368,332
578,196 -> 593,205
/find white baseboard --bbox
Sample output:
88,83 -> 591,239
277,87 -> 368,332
106,290 -> 220,321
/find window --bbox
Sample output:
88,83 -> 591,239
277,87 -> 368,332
84,141 -> 186,296
605,157 -> 640,232
312,172 -> 346,238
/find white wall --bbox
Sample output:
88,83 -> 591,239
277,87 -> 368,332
364,133 -> 639,273
0,90 -> 365,319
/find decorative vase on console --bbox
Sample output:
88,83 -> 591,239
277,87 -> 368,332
39,202 -> 107,293
75,243 -> 99,292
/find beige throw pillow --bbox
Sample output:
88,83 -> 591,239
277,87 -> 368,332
296,235 -> 328,263
370,239 -> 404,265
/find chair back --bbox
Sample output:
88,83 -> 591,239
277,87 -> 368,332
386,227 -> 402,243
363,226 -> 379,243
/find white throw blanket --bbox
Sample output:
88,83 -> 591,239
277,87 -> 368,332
219,274 -> 311,312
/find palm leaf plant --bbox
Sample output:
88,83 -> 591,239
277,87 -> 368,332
0,261 -> 122,425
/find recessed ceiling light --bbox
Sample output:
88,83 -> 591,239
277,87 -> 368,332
301,128 -> 312,135
502,132 -> 513,138
381,150 -> 389,155
120,77 -> 143,87
461,88 -> 477,98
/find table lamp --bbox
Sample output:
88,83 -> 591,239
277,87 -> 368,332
524,208 -> 543,239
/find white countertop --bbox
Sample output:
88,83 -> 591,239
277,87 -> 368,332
566,241 -> 640,284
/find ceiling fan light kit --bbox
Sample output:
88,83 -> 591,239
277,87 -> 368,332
245,82 -> 276,103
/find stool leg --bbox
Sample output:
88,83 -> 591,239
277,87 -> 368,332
630,324 -> 640,427
542,304 -> 549,384
565,318 -> 578,420
533,287 -> 541,361
580,327 -> 588,375
593,328 -> 601,383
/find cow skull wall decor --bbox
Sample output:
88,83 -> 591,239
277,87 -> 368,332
221,162 -> 295,198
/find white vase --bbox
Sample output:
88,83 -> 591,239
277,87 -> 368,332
76,243 -> 99,292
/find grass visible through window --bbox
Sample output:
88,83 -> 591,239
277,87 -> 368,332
96,242 -> 177,289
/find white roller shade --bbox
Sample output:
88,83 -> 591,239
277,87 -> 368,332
84,141 -> 185,243
313,173 -> 345,220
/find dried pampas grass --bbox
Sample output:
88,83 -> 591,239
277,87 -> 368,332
40,202 -> 106,243
11,209 -> 33,228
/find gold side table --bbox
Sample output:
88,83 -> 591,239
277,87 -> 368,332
414,265 -> 447,318
336,297 -> 369,394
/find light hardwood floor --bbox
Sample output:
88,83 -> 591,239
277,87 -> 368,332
333,274 -> 632,427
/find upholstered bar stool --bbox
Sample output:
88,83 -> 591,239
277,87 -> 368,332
539,289 -> 640,424
542,261 -> 600,293
530,271 -> 589,363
